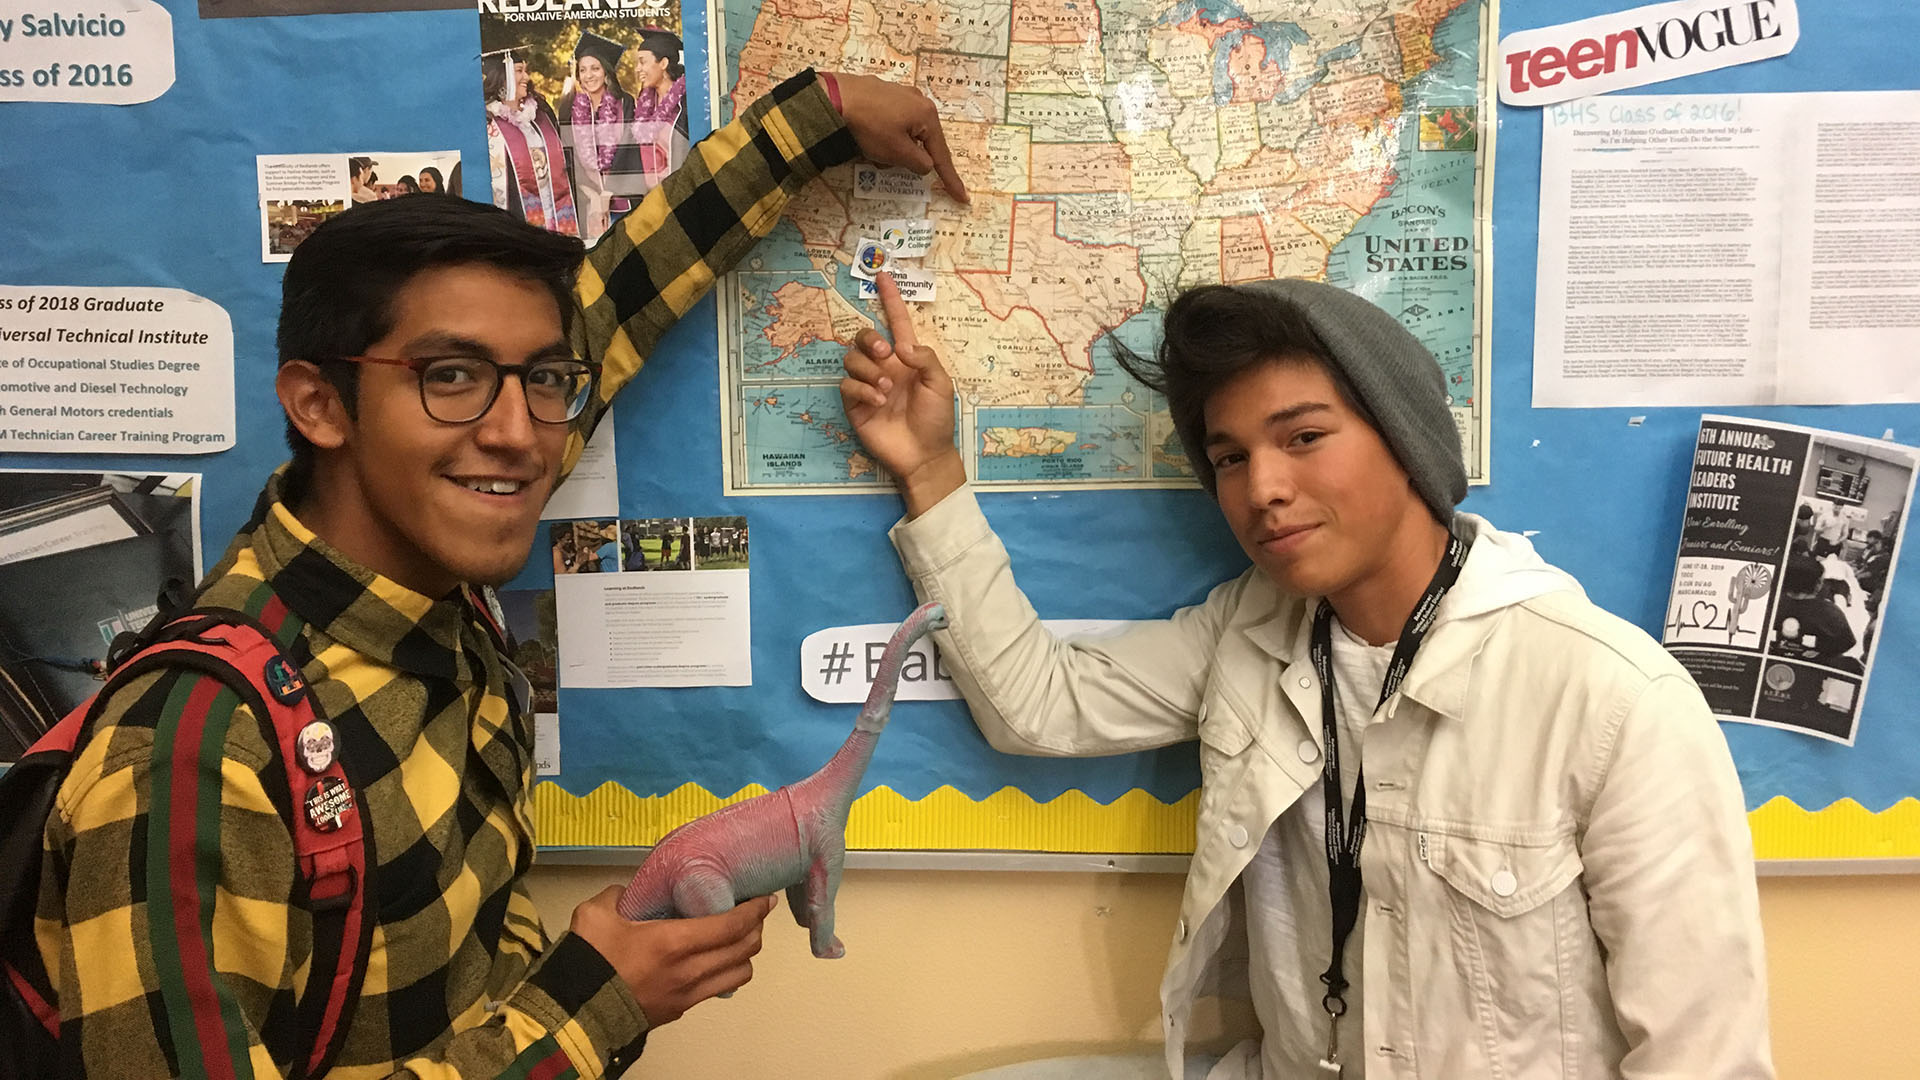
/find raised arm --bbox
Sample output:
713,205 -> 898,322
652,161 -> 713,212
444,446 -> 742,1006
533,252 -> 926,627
564,70 -> 968,474
844,274 -> 1238,755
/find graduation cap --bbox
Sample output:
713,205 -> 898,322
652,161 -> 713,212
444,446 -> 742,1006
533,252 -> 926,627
637,29 -> 682,60
574,31 -> 626,74
481,44 -> 533,64
479,45 -> 530,103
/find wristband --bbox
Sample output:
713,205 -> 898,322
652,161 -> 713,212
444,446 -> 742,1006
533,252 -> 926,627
819,71 -> 843,114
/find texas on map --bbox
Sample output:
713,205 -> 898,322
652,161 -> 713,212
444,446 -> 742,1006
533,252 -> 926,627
718,0 -> 1490,492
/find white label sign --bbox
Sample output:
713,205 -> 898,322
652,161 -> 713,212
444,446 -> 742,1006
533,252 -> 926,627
0,286 -> 234,454
534,713 -> 561,775
1498,0 -> 1797,107
801,619 -> 1135,704
0,0 -> 175,105
855,267 -> 936,303
877,218 -> 935,257
852,164 -> 930,202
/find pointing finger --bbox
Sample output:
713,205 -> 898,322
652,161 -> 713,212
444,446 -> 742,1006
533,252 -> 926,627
875,272 -> 919,356
919,117 -> 969,204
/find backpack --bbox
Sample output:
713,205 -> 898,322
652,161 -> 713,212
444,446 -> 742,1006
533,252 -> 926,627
0,609 -> 371,1080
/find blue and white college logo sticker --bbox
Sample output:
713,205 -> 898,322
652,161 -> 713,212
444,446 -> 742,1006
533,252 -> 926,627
265,654 -> 306,704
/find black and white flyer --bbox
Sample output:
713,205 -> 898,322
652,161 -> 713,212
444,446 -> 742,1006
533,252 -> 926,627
1664,415 -> 1914,743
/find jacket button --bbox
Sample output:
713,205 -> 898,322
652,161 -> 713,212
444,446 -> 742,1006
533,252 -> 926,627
1491,868 -> 1518,897
1176,918 -> 1187,942
1298,675 -> 1312,689
1229,824 -> 1250,847
1196,703 -> 1209,724
1297,739 -> 1320,763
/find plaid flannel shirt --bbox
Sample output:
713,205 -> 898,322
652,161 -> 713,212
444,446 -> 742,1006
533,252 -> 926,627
35,70 -> 856,1079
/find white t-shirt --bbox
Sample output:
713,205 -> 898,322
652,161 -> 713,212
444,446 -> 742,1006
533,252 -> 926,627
1238,618 -> 1395,1080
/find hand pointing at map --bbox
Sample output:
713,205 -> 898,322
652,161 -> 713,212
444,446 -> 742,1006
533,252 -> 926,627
842,273 -> 969,517
827,72 -> 970,203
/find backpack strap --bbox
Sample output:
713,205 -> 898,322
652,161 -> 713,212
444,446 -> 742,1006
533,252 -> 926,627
1,648 -> 186,1056
101,615 -> 370,1080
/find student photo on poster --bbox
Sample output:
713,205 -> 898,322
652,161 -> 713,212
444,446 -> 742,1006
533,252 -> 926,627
496,587 -> 559,713
630,30 -> 689,193
478,10 -> 692,245
484,47 -> 579,238
549,520 -> 621,575
692,515 -> 747,570
617,518 -> 692,571
1755,435 -> 1914,741
1772,440 -> 1912,676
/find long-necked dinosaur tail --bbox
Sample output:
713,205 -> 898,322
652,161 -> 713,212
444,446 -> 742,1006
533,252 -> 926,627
855,601 -> 948,733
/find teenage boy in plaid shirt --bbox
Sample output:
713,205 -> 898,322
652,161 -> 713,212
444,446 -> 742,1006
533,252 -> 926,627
34,70 -> 965,1079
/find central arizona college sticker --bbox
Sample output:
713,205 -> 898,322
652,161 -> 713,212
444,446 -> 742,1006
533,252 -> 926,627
265,655 -> 306,704
304,776 -> 354,832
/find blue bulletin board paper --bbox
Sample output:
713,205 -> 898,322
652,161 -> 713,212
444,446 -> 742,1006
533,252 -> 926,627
1,0 -> 1914,864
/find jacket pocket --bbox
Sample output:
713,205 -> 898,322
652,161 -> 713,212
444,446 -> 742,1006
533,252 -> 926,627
1421,831 -> 1593,1076
1425,830 -> 1580,917
1192,696 -> 1252,851
1195,695 -> 1253,758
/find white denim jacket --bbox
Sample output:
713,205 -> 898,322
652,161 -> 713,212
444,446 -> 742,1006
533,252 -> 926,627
891,488 -> 1773,1080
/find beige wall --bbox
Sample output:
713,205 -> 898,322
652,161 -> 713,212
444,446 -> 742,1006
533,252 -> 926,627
525,865 -> 1919,1079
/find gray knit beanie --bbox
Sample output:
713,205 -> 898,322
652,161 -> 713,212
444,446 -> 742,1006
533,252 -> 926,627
1231,278 -> 1467,522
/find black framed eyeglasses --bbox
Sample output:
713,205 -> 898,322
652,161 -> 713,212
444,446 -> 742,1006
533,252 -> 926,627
341,354 -> 599,424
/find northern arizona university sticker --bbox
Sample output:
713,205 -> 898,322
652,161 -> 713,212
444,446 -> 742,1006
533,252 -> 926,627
304,776 -> 353,832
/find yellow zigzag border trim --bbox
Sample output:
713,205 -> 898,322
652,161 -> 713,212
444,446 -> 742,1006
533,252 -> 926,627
534,781 -> 1199,853
533,783 -> 1920,861
1748,796 -> 1920,860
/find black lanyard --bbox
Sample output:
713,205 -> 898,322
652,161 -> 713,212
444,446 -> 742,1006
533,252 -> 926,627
1310,532 -> 1469,1068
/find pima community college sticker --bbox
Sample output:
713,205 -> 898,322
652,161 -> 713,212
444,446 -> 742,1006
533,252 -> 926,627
265,655 -> 306,704
304,776 -> 354,833
296,720 -> 337,775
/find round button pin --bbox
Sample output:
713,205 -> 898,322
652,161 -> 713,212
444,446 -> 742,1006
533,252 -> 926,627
295,719 -> 337,775
263,654 -> 306,705
304,776 -> 354,833
855,240 -> 889,275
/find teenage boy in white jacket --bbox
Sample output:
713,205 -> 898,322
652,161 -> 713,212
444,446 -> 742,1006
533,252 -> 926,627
840,275 -> 1773,1079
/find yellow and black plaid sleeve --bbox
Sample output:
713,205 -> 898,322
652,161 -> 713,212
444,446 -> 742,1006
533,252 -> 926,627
39,662 -> 646,1079
39,667 -> 304,1079
563,68 -> 856,473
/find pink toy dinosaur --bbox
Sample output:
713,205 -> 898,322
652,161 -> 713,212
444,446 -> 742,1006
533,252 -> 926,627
616,601 -> 947,958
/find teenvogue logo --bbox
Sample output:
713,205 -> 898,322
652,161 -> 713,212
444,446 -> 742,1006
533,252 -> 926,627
1498,0 -> 1798,107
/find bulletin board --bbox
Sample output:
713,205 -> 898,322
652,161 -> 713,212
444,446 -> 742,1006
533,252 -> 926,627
0,0 -> 1913,869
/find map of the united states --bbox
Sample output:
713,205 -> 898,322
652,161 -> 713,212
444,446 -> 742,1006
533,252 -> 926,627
719,0 -> 1489,492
